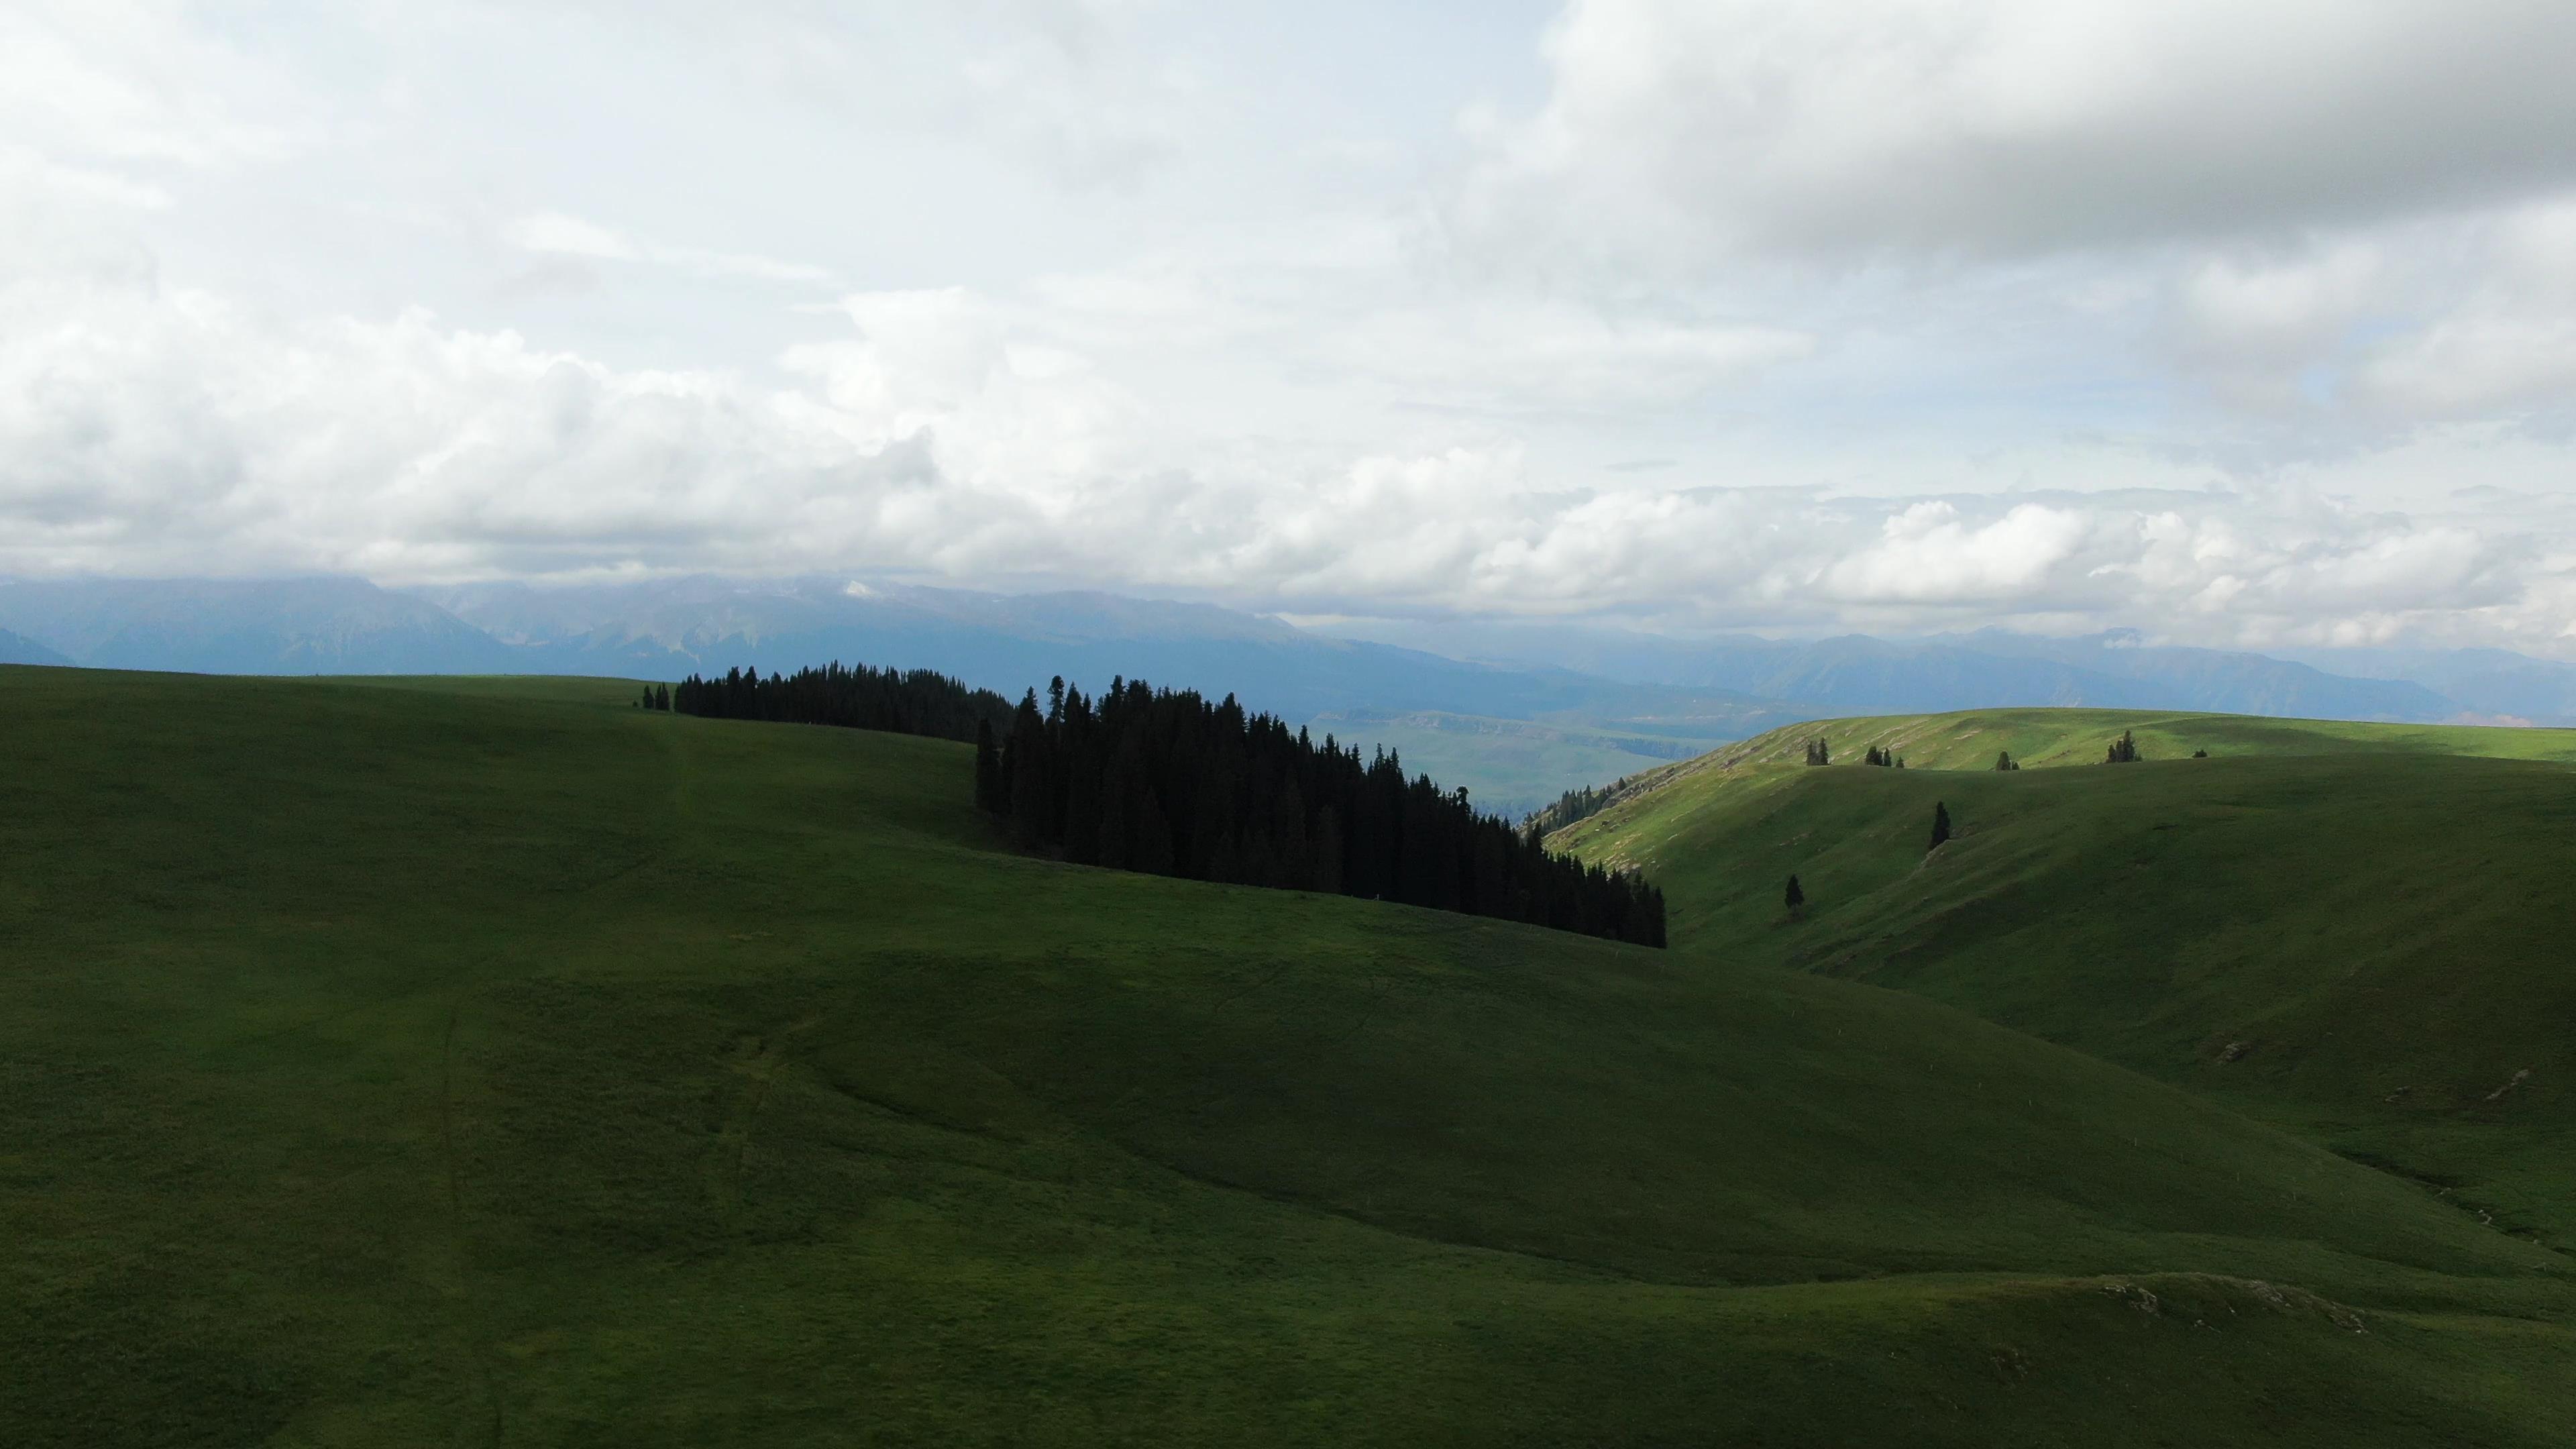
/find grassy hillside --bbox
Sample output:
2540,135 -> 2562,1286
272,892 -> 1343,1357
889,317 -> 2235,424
1553,708 -> 2576,1260
1676,706 -> 2576,774
7,668 -> 2573,1446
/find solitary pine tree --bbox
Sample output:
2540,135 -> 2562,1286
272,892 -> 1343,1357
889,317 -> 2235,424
1784,873 -> 1805,916
1930,801 -> 1952,850
2106,730 -> 2140,763
1994,751 -> 2016,771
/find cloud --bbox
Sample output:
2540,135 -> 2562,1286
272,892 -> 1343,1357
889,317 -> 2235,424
5,1 -> 2576,660
505,211 -> 837,286
1821,502 -> 2092,604
0,1 -> 307,171
1463,0 -> 2576,264
2143,195 -> 2576,427
5,256 -> 2572,653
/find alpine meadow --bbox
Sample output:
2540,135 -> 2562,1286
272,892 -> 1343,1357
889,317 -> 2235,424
5,669 -> 2573,1444
13,1 -> 2576,1443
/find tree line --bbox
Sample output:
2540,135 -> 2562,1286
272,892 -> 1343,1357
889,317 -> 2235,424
663,661 -> 1016,742
979,676 -> 1666,947
1520,767 -> 1666,841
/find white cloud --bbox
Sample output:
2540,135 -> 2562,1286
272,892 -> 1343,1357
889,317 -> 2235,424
505,211 -> 836,285
1464,0 -> 2576,264
1821,502 -> 2092,604
4,0 -> 2576,659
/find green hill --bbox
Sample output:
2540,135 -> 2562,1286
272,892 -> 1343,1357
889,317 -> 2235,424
7,669 -> 2573,1446
1552,708 -> 2576,1256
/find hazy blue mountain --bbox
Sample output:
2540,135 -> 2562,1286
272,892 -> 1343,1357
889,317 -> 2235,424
2270,645 -> 2576,726
0,577 -> 520,675
17,572 -> 2553,817
0,628 -> 72,666
415,575 -> 1788,732
1932,629 -> 2458,722
1324,619 -> 2461,722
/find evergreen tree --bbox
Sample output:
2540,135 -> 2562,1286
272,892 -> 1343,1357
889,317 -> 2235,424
692,659 -> 1674,949
1784,873 -> 1805,915
1004,689 -> 1049,839
670,659 -> 1011,741
1994,751 -> 2016,771
973,718 -> 1003,812
2192,748 -> 2209,758
2105,730 -> 2140,764
1930,801 -> 1952,850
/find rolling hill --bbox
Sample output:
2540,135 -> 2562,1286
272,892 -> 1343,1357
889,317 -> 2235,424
1552,708 -> 2576,1259
5,669 -> 2573,1444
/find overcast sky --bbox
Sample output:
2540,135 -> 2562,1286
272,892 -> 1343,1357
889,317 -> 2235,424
6,1 -> 2575,651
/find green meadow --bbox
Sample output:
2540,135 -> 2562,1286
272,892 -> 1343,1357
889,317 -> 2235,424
1554,708 -> 2576,1398
7,672 -> 2573,1445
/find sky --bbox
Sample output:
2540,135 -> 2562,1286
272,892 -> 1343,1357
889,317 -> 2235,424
5,0 -> 2575,653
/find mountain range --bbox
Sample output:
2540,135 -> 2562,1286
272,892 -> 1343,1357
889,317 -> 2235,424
7,574 -> 2571,812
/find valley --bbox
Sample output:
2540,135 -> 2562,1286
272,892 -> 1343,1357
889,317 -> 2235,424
5,669 -> 2573,1444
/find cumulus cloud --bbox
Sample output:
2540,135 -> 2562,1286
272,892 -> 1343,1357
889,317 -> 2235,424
1464,0 -> 2576,263
4,0 -> 2576,657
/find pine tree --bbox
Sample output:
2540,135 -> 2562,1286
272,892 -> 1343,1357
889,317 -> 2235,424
1784,873 -> 1805,915
973,718 -> 1003,812
1930,801 -> 1952,850
1994,750 -> 2015,771
1005,689 -> 1049,837
2106,730 -> 2140,764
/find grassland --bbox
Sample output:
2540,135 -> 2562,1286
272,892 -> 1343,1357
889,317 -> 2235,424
1554,708 -> 2576,1272
7,672 -> 2573,1445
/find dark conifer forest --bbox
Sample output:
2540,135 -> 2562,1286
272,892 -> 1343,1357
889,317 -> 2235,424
669,662 -> 1016,742
981,676 -> 1666,947
661,661 -> 1664,947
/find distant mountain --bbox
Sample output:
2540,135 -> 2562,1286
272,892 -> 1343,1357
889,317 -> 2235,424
1327,620 -> 2463,723
19,572 -> 2563,818
0,577 -> 520,675
0,628 -> 72,666
2270,645 -> 2576,727
1931,629 -> 2458,722
413,575 -> 1784,731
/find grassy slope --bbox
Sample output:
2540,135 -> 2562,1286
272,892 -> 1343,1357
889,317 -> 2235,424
1680,706 -> 2576,772
6,669 -> 2573,1446
1554,708 -> 2576,1256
